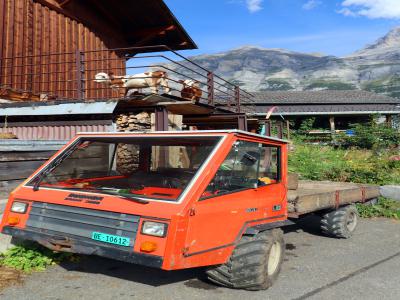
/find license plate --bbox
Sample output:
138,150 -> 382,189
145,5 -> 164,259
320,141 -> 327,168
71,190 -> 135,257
91,232 -> 130,247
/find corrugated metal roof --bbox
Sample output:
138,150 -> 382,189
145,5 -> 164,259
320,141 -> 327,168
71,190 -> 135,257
0,101 -> 118,116
247,90 -> 400,104
248,103 -> 400,116
0,124 -> 112,140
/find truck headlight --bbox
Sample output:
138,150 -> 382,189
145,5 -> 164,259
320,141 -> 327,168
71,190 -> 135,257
141,221 -> 167,237
11,202 -> 28,214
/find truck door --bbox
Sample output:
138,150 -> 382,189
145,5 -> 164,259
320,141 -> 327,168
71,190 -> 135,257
184,140 -> 286,266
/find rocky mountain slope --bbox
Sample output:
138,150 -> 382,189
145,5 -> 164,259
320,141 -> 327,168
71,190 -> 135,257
179,27 -> 400,98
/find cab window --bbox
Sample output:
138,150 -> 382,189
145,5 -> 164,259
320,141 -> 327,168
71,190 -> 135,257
201,140 -> 280,199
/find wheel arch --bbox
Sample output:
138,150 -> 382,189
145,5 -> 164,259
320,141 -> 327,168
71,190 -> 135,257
243,220 -> 294,236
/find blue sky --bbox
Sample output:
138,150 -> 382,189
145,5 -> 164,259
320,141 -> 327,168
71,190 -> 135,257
164,0 -> 400,57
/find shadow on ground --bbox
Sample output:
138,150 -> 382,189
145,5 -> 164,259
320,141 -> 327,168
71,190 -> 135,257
56,214 -> 325,288
59,256 -> 210,288
284,214 -> 324,237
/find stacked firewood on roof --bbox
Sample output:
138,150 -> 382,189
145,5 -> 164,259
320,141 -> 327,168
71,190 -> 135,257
114,112 -> 151,175
114,111 -> 184,176
0,86 -> 56,102
115,112 -> 151,132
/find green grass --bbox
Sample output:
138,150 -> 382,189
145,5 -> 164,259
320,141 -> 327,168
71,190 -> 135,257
289,143 -> 400,185
289,143 -> 400,220
0,243 -> 77,273
356,197 -> 400,220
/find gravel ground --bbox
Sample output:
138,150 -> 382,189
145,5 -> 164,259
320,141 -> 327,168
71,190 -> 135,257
0,216 -> 399,300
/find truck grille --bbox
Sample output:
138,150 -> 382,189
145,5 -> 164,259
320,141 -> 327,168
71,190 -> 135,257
26,202 -> 140,249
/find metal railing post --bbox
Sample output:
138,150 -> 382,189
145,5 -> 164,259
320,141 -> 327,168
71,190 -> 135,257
155,106 -> 169,131
75,50 -> 85,100
237,115 -> 248,131
235,86 -> 240,113
207,71 -> 214,105
264,121 -> 271,136
277,121 -> 283,139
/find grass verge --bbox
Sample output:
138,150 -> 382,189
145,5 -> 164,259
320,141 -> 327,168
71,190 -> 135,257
357,197 -> 400,220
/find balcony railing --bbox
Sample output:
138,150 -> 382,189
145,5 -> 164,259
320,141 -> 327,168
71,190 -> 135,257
0,45 -> 253,113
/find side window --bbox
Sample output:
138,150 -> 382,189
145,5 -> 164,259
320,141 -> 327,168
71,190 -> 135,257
201,141 -> 280,199
258,145 -> 279,186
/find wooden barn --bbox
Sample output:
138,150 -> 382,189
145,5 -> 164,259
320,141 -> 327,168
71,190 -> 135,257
0,0 -> 196,100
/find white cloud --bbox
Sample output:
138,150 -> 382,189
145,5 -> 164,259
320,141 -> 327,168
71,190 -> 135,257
303,0 -> 322,10
339,0 -> 400,19
246,0 -> 263,13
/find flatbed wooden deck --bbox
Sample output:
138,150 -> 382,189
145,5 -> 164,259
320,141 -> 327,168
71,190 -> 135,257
287,180 -> 380,217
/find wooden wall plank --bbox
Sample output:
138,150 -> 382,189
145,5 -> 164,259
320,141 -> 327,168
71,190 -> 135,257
42,5 -> 50,94
15,0 -> 24,90
25,0 -> 34,92
0,0 -> 5,84
50,9 -> 57,95
5,0 -> 15,87
33,2 -> 42,94
0,151 -> 55,162
0,0 -> 126,100
0,160 -> 45,181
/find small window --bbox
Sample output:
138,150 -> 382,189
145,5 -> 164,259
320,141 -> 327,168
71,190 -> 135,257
258,145 -> 279,186
201,141 -> 280,199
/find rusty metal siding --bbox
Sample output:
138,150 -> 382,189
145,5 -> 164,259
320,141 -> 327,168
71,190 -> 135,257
0,124 -> 112,140
0,0 -> 125,99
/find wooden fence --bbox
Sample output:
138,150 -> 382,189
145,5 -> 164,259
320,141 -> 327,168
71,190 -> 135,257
0,140 -> 66,196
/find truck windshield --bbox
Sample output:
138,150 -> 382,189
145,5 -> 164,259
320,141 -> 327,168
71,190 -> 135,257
27,136 -> 221,202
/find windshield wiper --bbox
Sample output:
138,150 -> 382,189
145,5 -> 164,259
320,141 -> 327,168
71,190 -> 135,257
32,171 -> 48,191
91,188 -> 150,204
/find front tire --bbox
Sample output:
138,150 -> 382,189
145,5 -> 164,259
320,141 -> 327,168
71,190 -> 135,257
206,228 -> 285,291
320,205 -> 359,239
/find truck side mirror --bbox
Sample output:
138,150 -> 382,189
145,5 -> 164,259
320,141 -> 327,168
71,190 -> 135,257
240,151 -> 260,167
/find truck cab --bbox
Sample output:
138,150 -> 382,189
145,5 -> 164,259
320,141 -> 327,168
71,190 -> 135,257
0,130 -> 289,289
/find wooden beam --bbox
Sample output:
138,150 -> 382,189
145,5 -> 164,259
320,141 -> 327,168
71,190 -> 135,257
286,120 -> 291,140
84,0 -> 122,31
130,25 -> 176,49
54,0 -> 73,7
329,116 -> 335,132
132,25 -> 176,39
329,116 -> 336,141
386,115 -> 393,127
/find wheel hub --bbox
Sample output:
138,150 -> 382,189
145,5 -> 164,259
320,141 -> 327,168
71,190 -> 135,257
267,241 -> 281,276
346,211 -> 358,232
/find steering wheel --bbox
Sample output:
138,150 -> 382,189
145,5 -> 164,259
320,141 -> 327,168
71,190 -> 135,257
162,177 -> 183,189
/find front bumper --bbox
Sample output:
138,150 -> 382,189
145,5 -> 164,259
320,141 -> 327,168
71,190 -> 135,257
3,226 -> 163,269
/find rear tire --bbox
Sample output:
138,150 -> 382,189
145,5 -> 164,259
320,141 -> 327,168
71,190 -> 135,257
206,228 -> 285,291
320,205 -> 359,239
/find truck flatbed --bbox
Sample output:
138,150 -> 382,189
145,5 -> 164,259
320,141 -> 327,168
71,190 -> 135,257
288,180 -> 380,217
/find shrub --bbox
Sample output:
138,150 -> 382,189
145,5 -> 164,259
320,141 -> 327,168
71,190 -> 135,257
0,243 -> 76,273
289,144 -> 400,185
338,120 -> 400,150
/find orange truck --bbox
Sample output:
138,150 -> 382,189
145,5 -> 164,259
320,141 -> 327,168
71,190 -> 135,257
0,130 -> 379,290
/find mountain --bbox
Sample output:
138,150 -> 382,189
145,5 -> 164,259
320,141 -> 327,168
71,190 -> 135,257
175,27 -> 400,98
